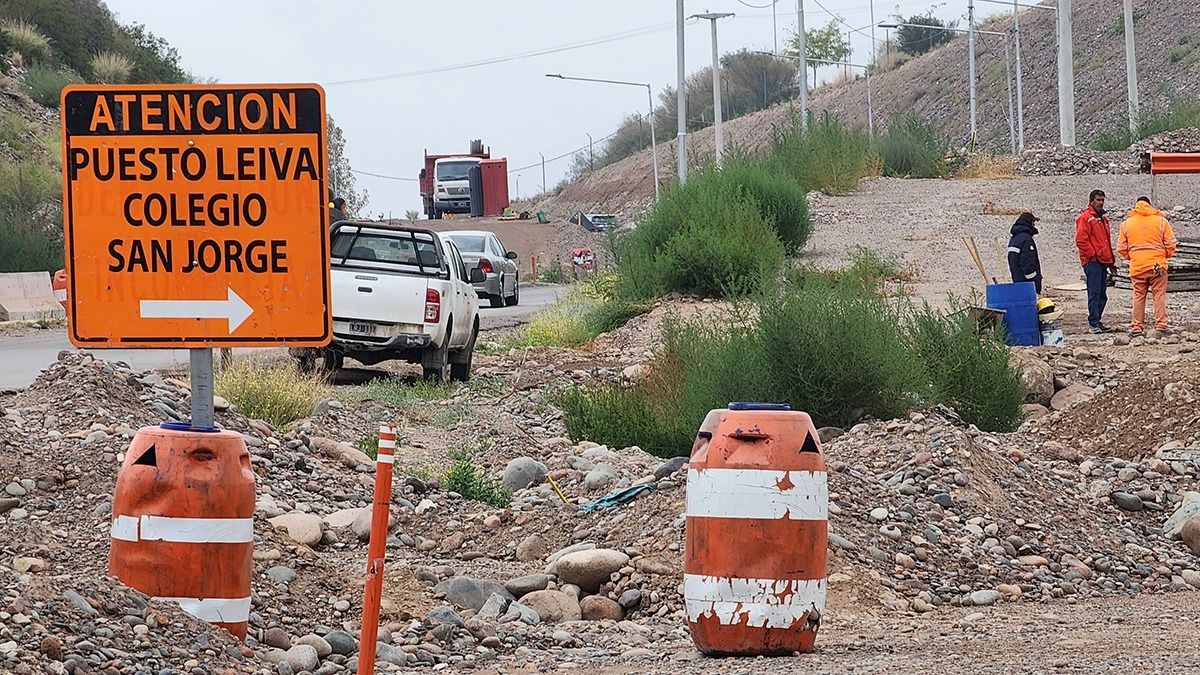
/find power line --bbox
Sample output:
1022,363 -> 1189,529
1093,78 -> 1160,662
736,0 -> 781,9
325,23 -> 673,87
351,169 -> 418,182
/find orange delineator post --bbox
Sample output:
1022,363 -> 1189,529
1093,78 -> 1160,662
357,424 -> 396,675
530,255 -> 538,282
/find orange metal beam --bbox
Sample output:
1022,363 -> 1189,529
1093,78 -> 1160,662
1150,153 -> 1200,175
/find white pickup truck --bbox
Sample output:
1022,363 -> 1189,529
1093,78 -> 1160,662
291,222 -> 484,381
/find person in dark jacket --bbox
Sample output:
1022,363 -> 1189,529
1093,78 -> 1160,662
1007,212 -> 1042,294
328,197 -> 347,227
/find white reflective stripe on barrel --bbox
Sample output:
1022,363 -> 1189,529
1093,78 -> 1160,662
685,468 -> 828,520
156,596 -> 252,623
110,514 -> 254,543
684,574 -> 825,628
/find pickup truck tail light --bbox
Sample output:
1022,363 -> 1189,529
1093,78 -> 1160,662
477,258 -> 494,274
425,288 -> 441,323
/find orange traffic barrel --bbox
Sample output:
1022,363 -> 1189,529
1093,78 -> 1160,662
52,269 -> 67,309
109,424 -> 256,639
684,403 -> 828,656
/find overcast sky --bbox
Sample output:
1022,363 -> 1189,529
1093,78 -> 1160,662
104,0 -> 1002,216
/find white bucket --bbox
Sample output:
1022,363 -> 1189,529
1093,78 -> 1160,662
1040,321 -> 1064,347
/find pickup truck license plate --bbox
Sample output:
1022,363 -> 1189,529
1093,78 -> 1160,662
348,322 -> 376,336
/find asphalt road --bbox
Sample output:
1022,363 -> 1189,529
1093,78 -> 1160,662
0,284 -> 565,391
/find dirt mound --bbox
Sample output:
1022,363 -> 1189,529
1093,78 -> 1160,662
1036,365 -> 1200,459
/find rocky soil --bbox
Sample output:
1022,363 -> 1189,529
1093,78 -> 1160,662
2,295 -> 1200,673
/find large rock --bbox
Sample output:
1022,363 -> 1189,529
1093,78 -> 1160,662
516,534 -> 548,562
269,513 -> 324,547
582,464 -> 617,491
323,507 -> 367,529
652,456 -> 688,480
1110,492 -> 1144,512
295,634 -> 332,659
1164,492 -> 1200,539
519,590 -> 580,623
545,542 -> 596,573
1050,383 -> 1096,411
323,630 -> 357,656
433,577 -> 514,612
1011,352 -> 1054,405
310,436 -> 373,469
1182,517 -> 1200,556
502,457 -> 548,492
579,595 -> 623,621
504,574 -> 551,598
555,549 -> 630,592
283,645 -> 319,672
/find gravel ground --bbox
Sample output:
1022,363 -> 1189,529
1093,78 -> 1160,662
807,174 -> 1200,320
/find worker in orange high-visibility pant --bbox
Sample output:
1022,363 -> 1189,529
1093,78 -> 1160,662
1117,196 -> 1177,337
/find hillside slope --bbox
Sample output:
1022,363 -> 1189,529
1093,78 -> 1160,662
537,0 -> 1200,218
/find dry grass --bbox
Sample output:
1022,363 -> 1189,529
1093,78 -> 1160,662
956,154 -> 1017,180
981,201 -> 1025,216
1,20 -> 52,62
214,359 -> 329,429
90,51 -> 134,84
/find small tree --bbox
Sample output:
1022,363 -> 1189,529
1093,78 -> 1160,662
787,20 -> 850,90
326,114 -> 368,216
404,209 -> 421,221
895,12 -> 958,56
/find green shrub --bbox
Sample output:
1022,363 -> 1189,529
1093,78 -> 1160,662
583,297 -> 648,335
878,114 -> 948,178
523,300 -> 594,347
442,443 -> 510,506
22,64 -> 82,107
1091,96 -> 1200,151
0,203 -> 63,273
90,50 -> 133,83
686,161 -> 811,253
0,19 -> 51,62
215,361 -> 329,429
768,112 -> 877,195
755,276 -> 923,426
0,25 -> 11,74
349,376 -> 456,406
537,260 -> 568,284
909,309 -> 1025,432
617,172 -> 785,300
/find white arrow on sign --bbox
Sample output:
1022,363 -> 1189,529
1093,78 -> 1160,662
139,287 -> 255,333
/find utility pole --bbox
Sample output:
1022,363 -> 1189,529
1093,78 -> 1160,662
539,152 -> 546,195
1058,0 -> 1075,146
693,12 -> 735,166
1123,0 -> 1140,136
676,0 -> 688,183
796,0 -> 808,129
587,133 -> 594,171
869,0 -> 877,72
968,0 -> 977,145
772,0 -> 778,53
1013,0 -> 1025,152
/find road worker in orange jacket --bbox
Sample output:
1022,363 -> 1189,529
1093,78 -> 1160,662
1117,197 -> 1177,336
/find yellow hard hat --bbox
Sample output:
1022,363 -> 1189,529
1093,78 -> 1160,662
1037,297 -> 1056,314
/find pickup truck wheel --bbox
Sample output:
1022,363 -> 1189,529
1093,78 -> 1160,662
504,275 -> 520,306
489,277 -> 506,308
321,350 -> 344,374
422,329 -> 451,382
295,350 -> 318,374
450,323 -> 478,382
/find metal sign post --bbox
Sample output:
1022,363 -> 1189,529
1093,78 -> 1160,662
189,348 -> 215,429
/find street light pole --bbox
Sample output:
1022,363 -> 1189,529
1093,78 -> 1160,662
539,152 -> 546,195
1058,0 -> 1076,146
587,133 -> 594,171
796,0 -> 808,129
1123,0 -> 1140,136
968,0 -> 977,146
1013,0 -> 1024,151
676,0 -> 688,183
692,12 -> 735,166
545,74 -> 661,201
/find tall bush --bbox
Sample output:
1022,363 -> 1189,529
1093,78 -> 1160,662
768,112 -> 877,195
878,114 -> 948,178
690,162 -> 812,253
910,309 -> 1025,432
616,173 -> 785,300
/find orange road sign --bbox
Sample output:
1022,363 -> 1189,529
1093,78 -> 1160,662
61,84 -> 332,348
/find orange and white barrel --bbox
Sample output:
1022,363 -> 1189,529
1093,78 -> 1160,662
52,269 -> 68,309
109,425 -> 256,639
684,404 -> 828,656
